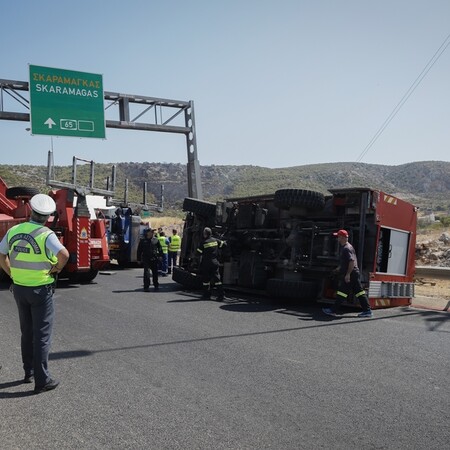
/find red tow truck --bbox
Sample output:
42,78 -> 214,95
0,154 -> 112,283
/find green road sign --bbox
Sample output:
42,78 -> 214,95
29,65 -> 105,138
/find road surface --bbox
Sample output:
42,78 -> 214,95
0,268 -> 449,449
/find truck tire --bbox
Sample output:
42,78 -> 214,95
68,269 -> 99,284
274,189 -> 325,211
6,186 -> 40,199
183,198 -> 216,218
266,278 -> 318,301
172,266 -> 202,289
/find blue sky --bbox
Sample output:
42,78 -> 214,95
1,0 -> 449,168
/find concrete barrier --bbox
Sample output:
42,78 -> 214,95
411,295 -> 450,312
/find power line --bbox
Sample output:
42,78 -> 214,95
356,32 -> 450,163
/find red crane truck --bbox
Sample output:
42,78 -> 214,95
0,154 -> 112,283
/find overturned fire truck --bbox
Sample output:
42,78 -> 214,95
173,188 -> 418,309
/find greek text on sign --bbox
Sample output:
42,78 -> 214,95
29,65 -> 105,139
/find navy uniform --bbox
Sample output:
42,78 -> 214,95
196,227 -> 225,300
137,229 -> 163,291
0,194 -> 69,393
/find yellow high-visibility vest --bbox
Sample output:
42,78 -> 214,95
7,222 -> 57,286
158,236 -> 169,254
168,234 -> 181,252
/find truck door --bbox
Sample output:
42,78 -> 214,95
376,227 -> 410,275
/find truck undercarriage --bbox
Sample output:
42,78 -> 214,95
174,188 -> 417,309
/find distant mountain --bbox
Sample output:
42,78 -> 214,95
1,161 -> 449,213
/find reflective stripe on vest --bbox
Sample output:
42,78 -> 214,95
8,222 -> 57,286
158,236 -> 168,254
168,235 -> 181,252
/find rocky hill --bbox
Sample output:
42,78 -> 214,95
1,160 -> 450,213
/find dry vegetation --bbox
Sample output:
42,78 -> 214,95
140,216 -> 184,235
415,226 -> 450,299
414,277 -> 450,299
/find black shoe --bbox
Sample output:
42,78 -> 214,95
144,287 -> 150,292
154,284 -> 159,290
34,378 -> 59,394
24,373 -> 34,384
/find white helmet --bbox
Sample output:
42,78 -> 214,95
30,194 -> 56,215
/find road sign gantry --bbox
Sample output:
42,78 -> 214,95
0,74 -> 203,199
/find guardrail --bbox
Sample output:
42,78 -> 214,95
416,266 -> 450,278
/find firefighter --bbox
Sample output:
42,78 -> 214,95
196,227 -> 225,301
137,228 -> 163,291
167,229 -> 181,275
322,229 -> 373,318
0,194 -> 69,394
157,231 -> 170,276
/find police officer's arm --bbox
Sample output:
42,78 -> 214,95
0,253 -> 11,278
49,248 -> 70,275
45,232 -> 69,274
0,235 -> 11,277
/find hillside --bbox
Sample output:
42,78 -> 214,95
0,161 -> 449,213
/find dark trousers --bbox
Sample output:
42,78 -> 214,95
143,259 -> 159,289
334,270 -> 371,312
13,283 -> 55,387
200,262 -> 223,298
200,262 -> 221,285
167,251 -> 178,274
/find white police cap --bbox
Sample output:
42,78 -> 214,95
30,194 -> 56,215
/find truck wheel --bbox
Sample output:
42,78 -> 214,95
183,198 -> 216,218
6,186 -> 40,199
274,189 -> 325,211
117,258 -> 128,269
266,278 -> 318,301
68,269 -> 99,284
172,266 -> 202,289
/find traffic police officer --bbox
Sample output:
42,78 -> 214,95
0,194 -> 69,393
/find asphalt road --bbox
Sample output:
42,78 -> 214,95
0,268 -> 449,449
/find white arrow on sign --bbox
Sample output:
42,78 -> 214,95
44,118 -> 56,129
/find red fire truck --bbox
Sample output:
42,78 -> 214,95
174,187 -> 418,309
